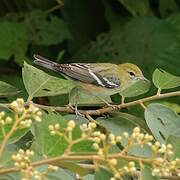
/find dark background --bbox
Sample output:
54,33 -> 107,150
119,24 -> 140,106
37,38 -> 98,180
0,0 -> 180,106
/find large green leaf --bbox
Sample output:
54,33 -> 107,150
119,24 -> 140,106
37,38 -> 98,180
145,103 -> 180,143
25,10 -> 71,46
94,168 -> 112,180
167,135 -> 180,158
141,166 -> 158,180
96,115 -> 152,157
0,81 -> 19,97
74,16 -> 179,76
32,111 -> 93,157
0,111 -> 30,144
120,79 -> 150,97
22,62 -> 75,98
0,21 -> 28,65
152,69 -> 180,89
117,0 -> 150,16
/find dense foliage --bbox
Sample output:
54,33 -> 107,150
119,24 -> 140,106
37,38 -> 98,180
0,0 -> 180,180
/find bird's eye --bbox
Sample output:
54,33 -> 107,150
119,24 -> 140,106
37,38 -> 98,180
128,71 -> 135,77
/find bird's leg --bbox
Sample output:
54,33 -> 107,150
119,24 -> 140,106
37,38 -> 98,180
68,87 -> 83,118
121,96 -> 125,105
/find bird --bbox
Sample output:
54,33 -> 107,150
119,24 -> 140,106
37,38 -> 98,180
33,54 -> 147,115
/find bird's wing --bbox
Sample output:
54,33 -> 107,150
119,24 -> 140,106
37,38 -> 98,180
34,55 -> 120,89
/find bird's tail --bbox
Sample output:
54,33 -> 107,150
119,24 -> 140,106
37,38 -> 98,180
33,54 -> 58,71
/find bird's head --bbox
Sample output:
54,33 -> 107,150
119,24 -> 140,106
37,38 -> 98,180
117,63 -> 147,88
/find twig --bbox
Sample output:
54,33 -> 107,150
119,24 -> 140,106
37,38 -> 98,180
0,113 -> 19,158
32,90 -> 180,115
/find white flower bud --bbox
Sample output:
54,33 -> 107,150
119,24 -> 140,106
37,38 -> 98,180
5,116 -> 12,124
68,120 -> 75,128
55,123 -> 60,130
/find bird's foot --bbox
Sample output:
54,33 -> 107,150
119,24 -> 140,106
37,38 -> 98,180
66,103 -> 84,119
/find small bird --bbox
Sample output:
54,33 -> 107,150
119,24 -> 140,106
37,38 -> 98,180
33,54 -> 147,114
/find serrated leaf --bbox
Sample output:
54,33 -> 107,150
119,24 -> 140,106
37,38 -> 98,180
142,166 -> 158,180
22,62 -> 75,98
0,21 -> 28,65
25,10 -> 71,45
152,69 -> 180,89
145,103 -> 180,143
120,79 -> 150,97
0,81 -> 19,97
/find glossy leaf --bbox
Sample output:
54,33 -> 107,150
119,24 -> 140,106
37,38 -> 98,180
22,62 -> 75,98
152,69 -> 180,89
0,81 -> 19,97
145,103 -> 180,143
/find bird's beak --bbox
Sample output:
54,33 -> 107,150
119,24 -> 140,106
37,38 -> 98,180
138,76 -> 149,81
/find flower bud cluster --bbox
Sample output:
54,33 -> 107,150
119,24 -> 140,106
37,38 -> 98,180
48,123 -> 60,136
80,122 -> 97,132
131,127 -> 153,146
152,157 -> 180,177
10,99 -> 42,128
12,149 -> 34,170
110,161 -> 136,180
10,98 -> 25,114
0,111 -> 13,126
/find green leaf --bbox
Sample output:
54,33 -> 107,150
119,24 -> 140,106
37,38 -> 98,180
152,69 -> 180,89
83,174 -> 94,180
159,0 -> 179,18
22,62 -> 75,98
51,161 -> 89,176
117,0 -> 150,16
0,111 -> 30,144
145,103 -> 180,143
25,10 -> 71,45
32,111 -> 93,157
142,166 -> 159,180
0,145 -> 17,167
167,135 -> 180,158
94,167 -> 112,180
38,165 -> 75,180
74,16 -> 179,76
96,115 -> 152,157
0,81 -> 19,97
0,21 -> 28,65
111,112 -> 151,134
120,79 -> 150,97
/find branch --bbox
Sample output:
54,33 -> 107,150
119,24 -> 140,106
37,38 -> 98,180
29,90 -> 180,115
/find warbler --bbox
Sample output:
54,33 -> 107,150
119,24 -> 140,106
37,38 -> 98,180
33,54 -> 147,111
